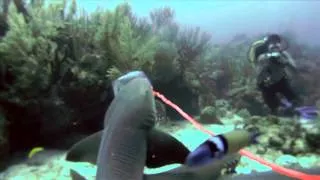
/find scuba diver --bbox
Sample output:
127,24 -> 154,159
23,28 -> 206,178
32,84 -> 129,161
248,34 -> 318,120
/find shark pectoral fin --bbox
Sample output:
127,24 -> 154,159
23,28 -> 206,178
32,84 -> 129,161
66,128 -> 190,169
146,129 -> 190,168
66,130 -> 103,164
70,169 -> 87,180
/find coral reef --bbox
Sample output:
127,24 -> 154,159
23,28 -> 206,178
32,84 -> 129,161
243,115 -> 320,155
199,106 -> 219,124
0,0 -> 213,164
0,0 -> 319,175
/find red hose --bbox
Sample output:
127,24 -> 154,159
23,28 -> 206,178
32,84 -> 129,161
153,90 -> 320,180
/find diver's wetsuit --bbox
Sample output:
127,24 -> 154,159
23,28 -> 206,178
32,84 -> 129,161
256,51 -> 301,115
258,76 -> 299,115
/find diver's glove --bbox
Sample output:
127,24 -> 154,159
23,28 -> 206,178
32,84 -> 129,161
280,98 -> 318,120
112,71 -> 152,96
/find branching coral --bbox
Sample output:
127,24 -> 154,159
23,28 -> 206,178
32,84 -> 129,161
0,1 -> 319,170
147,7 -> 181,82
94,3 -> 160,80
153,19 -> 213,92
150,6 -> 175,31
57,1 -> 111,88
0,1 -> 67,103
175,27 -> 214,93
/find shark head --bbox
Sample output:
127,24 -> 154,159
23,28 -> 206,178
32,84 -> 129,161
112,71 -> 152,97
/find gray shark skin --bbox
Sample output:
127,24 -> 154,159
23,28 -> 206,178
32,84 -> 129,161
95,77 -> 155,179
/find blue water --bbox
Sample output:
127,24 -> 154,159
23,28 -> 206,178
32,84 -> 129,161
57,0 -> 320,46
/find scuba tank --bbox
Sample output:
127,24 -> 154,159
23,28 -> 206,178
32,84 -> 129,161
247,34 -> 289,67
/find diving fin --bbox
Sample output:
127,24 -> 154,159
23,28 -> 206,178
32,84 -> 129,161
280,98 -> 318,120
295,106 -> 318,120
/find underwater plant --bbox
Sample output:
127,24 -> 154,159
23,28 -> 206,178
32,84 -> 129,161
0,1 -> 69,103
94,3 -> 160,80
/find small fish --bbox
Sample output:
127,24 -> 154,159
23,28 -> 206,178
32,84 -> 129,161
28,147 -> 44,159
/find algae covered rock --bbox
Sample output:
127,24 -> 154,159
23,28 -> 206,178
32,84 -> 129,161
199,106 -> 220,124
237,108 -> 251,119
227,84 -> 268,116
214,99 -> 231,117
215,99 -> 231,109
198,93 -> 216,109
305,124 -> 320,151
265,115 -> 280,124
269,136 -> 285,148
242,115 -> 317,155
292,139 -> 310,154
